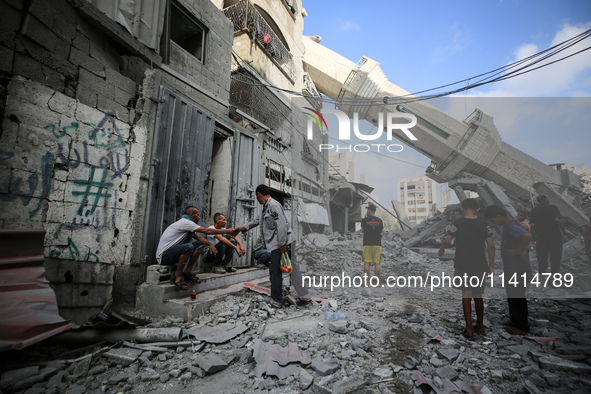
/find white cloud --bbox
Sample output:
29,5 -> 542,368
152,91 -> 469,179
431,24 -> 466,64
471,23 -> 591,97
339,21 -> 361,31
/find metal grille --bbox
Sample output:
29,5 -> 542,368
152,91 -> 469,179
230,70 -> 290,131
223,0 -> 295,80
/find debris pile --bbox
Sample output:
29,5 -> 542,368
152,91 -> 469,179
1,228 -> 591,393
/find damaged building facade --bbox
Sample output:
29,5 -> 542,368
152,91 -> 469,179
0,0 -> 329,324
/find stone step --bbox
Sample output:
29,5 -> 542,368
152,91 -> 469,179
136,267 -> 269,321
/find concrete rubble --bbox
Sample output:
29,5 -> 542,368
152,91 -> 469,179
1,227 -> 591,393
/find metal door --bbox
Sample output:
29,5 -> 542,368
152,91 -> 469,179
230,131 -> 260,266
143,87 -> 215,267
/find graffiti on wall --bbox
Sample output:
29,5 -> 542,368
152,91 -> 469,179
1,113 -> 132,261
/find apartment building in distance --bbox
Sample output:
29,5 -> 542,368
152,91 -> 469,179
397,176 -> 439,226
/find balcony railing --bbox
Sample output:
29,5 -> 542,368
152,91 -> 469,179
223,0 -> 295,80
230,69 -> 290,132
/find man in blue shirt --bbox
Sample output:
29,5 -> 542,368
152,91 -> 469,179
485,205 -> 532,335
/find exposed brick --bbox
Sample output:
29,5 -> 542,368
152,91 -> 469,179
78,68 -> 113,99
97,94 -> 129,122
105,68 -> 136,96
53,15 -> 78,42
0,44 -> 14,72
72,31 -> 90,54
13,52 -> 45,82
70,47 -> 105,78
0,2 -> 21,34
76,88 -> 97,108
28,0 -> 56,30
15,37 -> 77,79
114,87 -> 134,107
22,14 -> 58,52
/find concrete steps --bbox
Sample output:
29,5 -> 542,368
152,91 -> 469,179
136,267 -> 269,321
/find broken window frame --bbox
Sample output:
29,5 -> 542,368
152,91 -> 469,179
160,0 -> 208,64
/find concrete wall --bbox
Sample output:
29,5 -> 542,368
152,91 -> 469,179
0,0 -> 234,323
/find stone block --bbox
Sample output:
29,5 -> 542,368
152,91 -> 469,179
0,44 -> 14,72
436,348 -> 460,363
70,47 -> 106,78
48,91 -> 77,118
104,348 -> 142,366
72,31 -> 90,53
114,87 -> 134,107
97,94 -> 130,122
310,358 -> 339,376
76,88 -> 98,109
298,368 -> 314,390
328,320 -> 348,334
194,354 -> 228,374
374,367 -> 393,379
105,68 -> 137,96
538,355 -> 591,374
22,14 -> 58,52
79,68 -> 113,100
332,377 -> 366,394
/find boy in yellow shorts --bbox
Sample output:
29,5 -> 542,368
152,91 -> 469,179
361,204 -> 384,286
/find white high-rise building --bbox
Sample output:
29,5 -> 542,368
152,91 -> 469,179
397,176 -> 439,226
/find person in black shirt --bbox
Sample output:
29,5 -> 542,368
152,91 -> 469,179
361,204 -> 384,286
439,199 -> 495,339
530,194 -> 564,274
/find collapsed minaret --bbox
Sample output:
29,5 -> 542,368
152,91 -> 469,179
302,36 -> 580,201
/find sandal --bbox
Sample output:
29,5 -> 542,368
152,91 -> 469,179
184,274 -> 202,284
462,329 -> 475,340
173,280 -> 189,290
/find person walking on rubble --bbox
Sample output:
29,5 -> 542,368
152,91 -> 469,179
530,194 -> 565,275
238,184 -> 311,308
438,198 -> 495,340
204,212 -> 245,274
485,205 -> 532,335
361,203 -> 384,287
156,206 -> 240,291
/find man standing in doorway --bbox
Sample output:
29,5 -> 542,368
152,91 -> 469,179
530,194 -> 565,274
239,184 -> 311,308
361,203 -> 384,286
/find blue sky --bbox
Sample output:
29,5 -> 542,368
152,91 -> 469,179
302,0 -> 591,205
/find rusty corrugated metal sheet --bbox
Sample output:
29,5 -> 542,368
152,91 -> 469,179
86,0 -> 165,52
0,229 -> 75,352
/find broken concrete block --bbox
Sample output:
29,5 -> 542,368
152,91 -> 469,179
436,366 -> 459,381
1,366 -> 39,389
332,377 -> 366,394
374,367 -> 393,379
140,368 -> 159,381
436,348 -> 459,363
328,320 -> 348,334
194,354 -> 228,374
104,348 -> 142,365
430,358 -> 447,367
310,358 -> 340,376
505,345 -> 530,358
72,357 -> 91,379
538,355 -> 591,374
299,368 -> 314,390
107,371 -> 135,385
312,375 -> 336,394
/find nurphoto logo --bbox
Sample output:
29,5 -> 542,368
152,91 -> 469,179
304,108 -> 418,153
